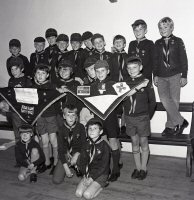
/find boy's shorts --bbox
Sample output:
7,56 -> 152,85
37,116 -> 58,135
125,115 -> 151,137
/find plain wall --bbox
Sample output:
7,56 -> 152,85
0,0 -> 194,157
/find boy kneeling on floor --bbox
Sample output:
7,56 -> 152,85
15,124 -> 45,183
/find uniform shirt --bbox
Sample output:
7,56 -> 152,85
7,54 -> 31,78
57,121 -> 86,164
67,48 -> 86,79
44,44 -> 59,82
82,47 -> 95,59
32,80 -> 57,117
15,139 -> 45,168
92,50 -> 113,80
110,50 -> 128,82
30,50 -> 49,72
128,38 -> 154,82
79,139 -> 110,180
54,77 -> 82,115
123,75 -> 156,118
8,76 -> 32,88
153,35 -> 188,78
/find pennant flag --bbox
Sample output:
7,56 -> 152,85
0,79 -> 148,124
0,87 -> 66,125
66,79 -> 148,120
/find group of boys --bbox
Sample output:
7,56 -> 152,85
3,16 -> 189,199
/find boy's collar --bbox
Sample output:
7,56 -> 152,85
64,120 -> 77,130
136,37 -> 146,43
130,73 -> 143,80
59,77 -> 74,83
11,53 -> 20,57
116,49 -> 126,54
95,49 -> 105,54
162,34 -> 173,40
36,50 -> 45,54
34,78 -> 49,85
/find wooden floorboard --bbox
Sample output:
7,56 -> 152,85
0,144 -> 194,200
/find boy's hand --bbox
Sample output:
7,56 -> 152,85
137,79 -> 149,90
0,100 -> 9,112
75,77 -> 84,85
154,76 -> 158,87
70,152 -> 80,166
180,78 -> 187,87
56,86 -> 68,93
63,163 -> 73,178
28,163 -> 34,170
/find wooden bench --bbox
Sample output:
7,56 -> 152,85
118,102 -> 194,177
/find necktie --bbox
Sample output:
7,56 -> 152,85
118,53 -> 124,81
163,37 -> 170,68
74,51 -> 78,64
85,136 -> 102,178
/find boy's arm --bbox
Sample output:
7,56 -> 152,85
32,140 -> 45,166
153,41 -> 159,86
178,38 -> 188,79
146,83 -> 156,119
57,128 -> 68,164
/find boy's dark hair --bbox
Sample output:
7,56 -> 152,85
86,118 -> 103,131
126,56 -> 142,66
91,33 -> 104,44
8,57 -> 24,70
70,33 -> 82,42
34,37 -> 45,43
113,35 -> 126,44
56,34 -> 69,42
82,31 -> 93,41
18,124 -> 34,135
9,39 -> 21,48
132,19 -> 147,30
63,104 -> 78,114
45,28 -> 58,38
34,63 -> 51,74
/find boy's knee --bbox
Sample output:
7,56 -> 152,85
31,148 -> 39,156
132,146 -> 140,154
18,174 -> 25,181
83,191 -> 93,200
109,138 -> 119,150
75,190 -> 83,198
50,137 -> 58,148
52,176 -> 64,185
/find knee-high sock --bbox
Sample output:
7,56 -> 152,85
141,150 -> 149,171
133,150 -> 141,171
112,149 -> 120,173
43,147 -> 50,166
52,147 -> 58,166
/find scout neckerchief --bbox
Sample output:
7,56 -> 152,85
128,74 -> 143,115
162,34 -> 173,68
21,139 -> 31,165
117,50 -> 126,81
135,37 -> 146,57
95,49 -> 105,60
35,50 -> 45,66
85,135 -> 102,178
64,121 -> 80,172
